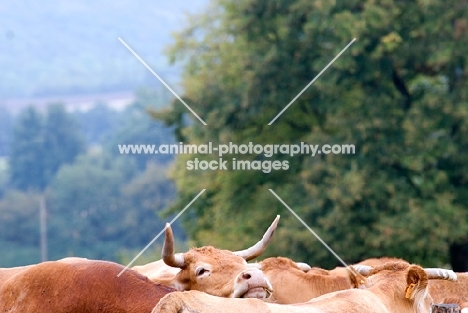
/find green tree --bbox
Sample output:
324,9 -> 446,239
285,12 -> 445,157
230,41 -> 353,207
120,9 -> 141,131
9,104 -> 85,190
48,152 -> 179,261
106,90 -> 175,171
0,190 -> 42,266
48,152 -> 135,260
73,102 -> 121,145
43,103 -> 86,184
0,106 -> 13,157
8,104 -> 86,261
157,0 -> 468,269
9,107 -> 45,191
120,162 -> 179,246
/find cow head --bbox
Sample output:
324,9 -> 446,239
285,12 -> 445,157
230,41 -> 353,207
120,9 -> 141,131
255,257 -> 359,304
157,216 -> 280,299
354,262 -> 457,313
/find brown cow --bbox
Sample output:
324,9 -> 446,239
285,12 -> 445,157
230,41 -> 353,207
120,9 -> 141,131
150,216 -> 279,299
354,262 -> 458,311
152,262 -> 457,313
325,256 -> 408,286
0,257 -> 89,290
134,256 -> 340,304
442,297 -> 468,313
354,257 -> 468,310
133,257 -> 310,284
153,290 -> 273,313
357,256 -> 408,267
256,256 -> 360,303
0,264 -> 32,285
0,258 -> 175,313
133,259 -> 181,281
429,272 -> 468,310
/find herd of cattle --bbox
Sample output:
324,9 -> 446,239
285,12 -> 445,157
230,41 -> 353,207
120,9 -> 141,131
0,215 -> 467,312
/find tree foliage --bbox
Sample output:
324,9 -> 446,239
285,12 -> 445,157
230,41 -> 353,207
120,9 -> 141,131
9,107 -> 46,191
47,152 -> 177,261
107,89 -> 176,170
2,98 -> 179,266
0,190 -> 42,266
9,104 -> 85,191
43,103 -> 86,184
0,106 -> 13,157
74,102 -> 121,146
159,0 -> 468,268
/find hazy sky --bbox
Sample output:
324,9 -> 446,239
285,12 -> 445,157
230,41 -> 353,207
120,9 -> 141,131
0,0 -> 208,100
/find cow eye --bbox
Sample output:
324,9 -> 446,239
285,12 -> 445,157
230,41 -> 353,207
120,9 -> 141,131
195,267 -> 209,277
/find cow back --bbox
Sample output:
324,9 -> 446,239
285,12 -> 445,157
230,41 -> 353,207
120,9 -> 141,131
260,257 -> 353,304
0,259 -> 175,313
429,272 -> 468,304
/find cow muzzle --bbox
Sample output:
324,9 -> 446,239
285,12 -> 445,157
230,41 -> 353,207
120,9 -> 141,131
232,268 -> 273,299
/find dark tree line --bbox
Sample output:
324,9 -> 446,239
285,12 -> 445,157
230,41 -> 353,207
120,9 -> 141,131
0,88 -> 181,266
157,0 -> 468,270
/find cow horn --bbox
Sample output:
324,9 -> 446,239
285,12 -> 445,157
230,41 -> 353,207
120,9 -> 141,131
233,215 -> 280,261
424,268 -> 457,281
296,262 -> 312,272
162,223 -> 186,268
352,264 -> 373,276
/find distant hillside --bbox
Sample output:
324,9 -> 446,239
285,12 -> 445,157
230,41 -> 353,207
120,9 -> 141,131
0,0 -> 208,99
1,91 -> 135,115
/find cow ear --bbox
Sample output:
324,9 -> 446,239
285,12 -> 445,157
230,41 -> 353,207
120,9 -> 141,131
405,265 -> 427,299
346,266 -> 366,288
349,271 -> 366,288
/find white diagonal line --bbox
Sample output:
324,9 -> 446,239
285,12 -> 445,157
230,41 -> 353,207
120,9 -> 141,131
118,37 -> 207,125
268,38 -> 356,125
117,189 -> 206,277
268,189 -> 359,277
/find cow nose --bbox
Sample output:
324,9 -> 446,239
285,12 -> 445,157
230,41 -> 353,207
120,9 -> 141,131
239,268 -> 266,284
234,268 -> 273,298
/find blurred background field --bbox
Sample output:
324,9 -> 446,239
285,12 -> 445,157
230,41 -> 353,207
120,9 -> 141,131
1,0 -> 467,271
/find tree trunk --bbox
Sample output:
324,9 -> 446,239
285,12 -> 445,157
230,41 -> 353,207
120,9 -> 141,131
450,241 -> 468,272
39,193 -> 48,261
